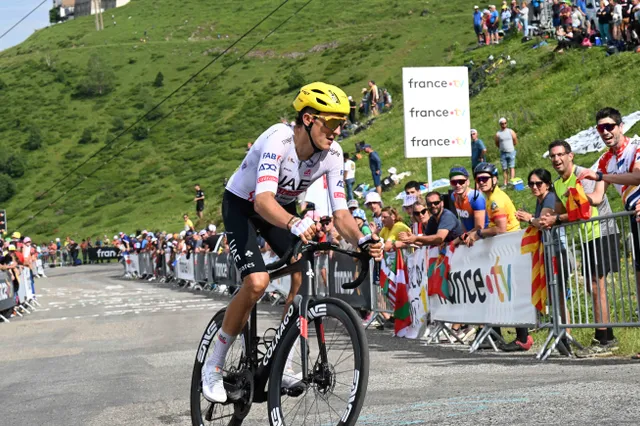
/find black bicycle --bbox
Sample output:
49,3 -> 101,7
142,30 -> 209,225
190,240 -> 371,426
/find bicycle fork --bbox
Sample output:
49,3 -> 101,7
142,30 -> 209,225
294,255 -> 329,383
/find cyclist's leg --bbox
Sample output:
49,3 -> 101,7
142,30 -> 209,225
203,191 -> 271,402
259,201 -> 302,315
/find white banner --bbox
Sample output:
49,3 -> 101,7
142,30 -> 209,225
175,254 -> 195,281
402,66 -> 471,158
125,253 -> 140,275
21,268 -> 34,301
404,248 -> 429,339
427,230 -> 536,326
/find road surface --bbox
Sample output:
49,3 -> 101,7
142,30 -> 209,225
2,264 -> 640,425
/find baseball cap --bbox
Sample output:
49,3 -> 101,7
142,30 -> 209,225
470,128 -> 478,134
449,166 -> 469,179
499,117 -> 507,124
23,237 -> 31,243
474,5 -> 479,8
352,208 -> 367,222
363,144 -> 372,149
11,231 -> 20,239
403,194 -> 418,207
199,230 -> 206,236
8,244 -> 16,251
208,224 -> 216,232
347,199 -> 359,209
364,192 -> 383,205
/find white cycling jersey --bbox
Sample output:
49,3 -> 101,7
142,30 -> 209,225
226,123 -> 348,212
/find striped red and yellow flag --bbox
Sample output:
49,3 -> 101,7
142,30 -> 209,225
520,225 -> 546,312
566,181 -> 592,221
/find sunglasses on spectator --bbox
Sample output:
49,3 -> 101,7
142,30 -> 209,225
596,123 -> 618,133
320,220 -> 331,226
476,176 -> 492,184
312,114 -> 346,131
450,179 -> 467,186
413,208 -> 428,217
426,200 -> 441,208
528,181 -> 545,189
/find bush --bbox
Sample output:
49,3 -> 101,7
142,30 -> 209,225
0,174 -> 16,202
153,72 -> 164,87
5,155 -> 25,178
132,126 -> 149,141
24,126 -> 42,150
78,128 -> 93,144
0,78 -> 7,90
286,68 -> 305,91
111,116 -> 125,131
76,55 -> 116,97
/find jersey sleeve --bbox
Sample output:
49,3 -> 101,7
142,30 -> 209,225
597,152 -> 611,174
254,127 -> 291,197
489,196 -> 507,221
325,144 -> 348,212
468,191 -> 486,210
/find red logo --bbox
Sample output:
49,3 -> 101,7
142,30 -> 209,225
257,176 -> 278,183
333,192 -> 346,199
304,169 -> 311,176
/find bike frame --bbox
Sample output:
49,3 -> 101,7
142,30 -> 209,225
248,249 -> 318,403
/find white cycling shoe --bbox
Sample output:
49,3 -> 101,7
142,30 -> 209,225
282,369 -> 303,388
202,365 -> 227,403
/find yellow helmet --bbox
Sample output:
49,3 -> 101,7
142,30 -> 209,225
293,82 -> 350,116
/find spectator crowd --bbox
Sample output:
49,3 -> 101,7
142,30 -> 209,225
472,0 -> 640,51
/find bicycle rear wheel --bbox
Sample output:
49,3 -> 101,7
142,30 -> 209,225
267,298 -> 369,426
190,309 -> 250,426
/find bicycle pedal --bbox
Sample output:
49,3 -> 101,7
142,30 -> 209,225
281,384 -> 306,397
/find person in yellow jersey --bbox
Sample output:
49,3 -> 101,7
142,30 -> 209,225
466,162 -> 533,352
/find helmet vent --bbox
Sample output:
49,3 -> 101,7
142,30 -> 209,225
315,97 -> 328,106
311,89 -> 325,94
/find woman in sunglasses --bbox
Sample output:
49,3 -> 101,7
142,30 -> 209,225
515,169 -> 556,229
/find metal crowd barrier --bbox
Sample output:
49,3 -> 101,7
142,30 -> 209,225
539,210 -> 640,359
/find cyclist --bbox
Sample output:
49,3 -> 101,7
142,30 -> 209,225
202,82 -> 383,403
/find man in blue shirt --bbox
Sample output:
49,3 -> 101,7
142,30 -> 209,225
399,191 -> 464,245
364,144 -> 382,195
473,6 -> 483,44
470,129 -> 487,172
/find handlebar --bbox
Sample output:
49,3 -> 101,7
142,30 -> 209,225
265,239 -> 372,290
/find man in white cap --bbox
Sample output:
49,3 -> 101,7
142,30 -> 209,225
364,192 -> 384,233
348,95 -> 357,124
347,199 -> 359,213
495,117 -> 519,188
473,5 -> 483,44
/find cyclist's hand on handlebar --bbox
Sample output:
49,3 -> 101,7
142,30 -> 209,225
358,234 -> 383,262
290,217 -> 317,244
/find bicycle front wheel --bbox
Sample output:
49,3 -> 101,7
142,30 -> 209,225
267,298 -> 369,426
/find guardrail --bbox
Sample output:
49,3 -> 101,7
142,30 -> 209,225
119,210 -> 640,360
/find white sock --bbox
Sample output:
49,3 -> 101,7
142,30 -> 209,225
207,330 -> 237,371
285,339 -> 299,371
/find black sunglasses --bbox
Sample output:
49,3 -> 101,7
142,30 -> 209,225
528,181 -> 545,189
413,208 -> 428,217
320,220 -> 331,226
476,176 -> 492,183
596,123 -> 618,133
426,201 -> 441,208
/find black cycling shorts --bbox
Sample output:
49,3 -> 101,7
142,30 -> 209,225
222,190 -> 297,280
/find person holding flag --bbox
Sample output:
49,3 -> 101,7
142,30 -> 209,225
538,139 -> 620,357
573,107 -> 640,359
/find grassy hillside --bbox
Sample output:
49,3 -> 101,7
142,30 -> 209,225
0,0 -> 469,239
1,0 -> 639,240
